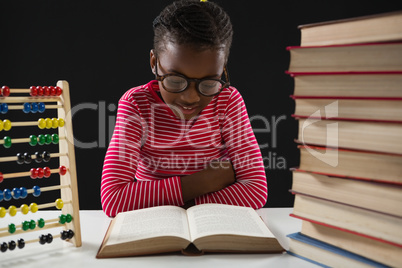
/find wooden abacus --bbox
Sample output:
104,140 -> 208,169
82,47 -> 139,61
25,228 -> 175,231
0,81 -> 81,252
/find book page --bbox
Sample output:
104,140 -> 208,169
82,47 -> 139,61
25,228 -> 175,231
106,206 -> 190,245
186,204 -> 274,241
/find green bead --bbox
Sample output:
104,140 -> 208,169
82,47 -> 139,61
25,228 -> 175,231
29,220 -> 36,230
52,134 -> 59,144
3,136 -> 11,148
59,214 -> 67,224
44,134 -> 52,145
66,214 -> 73,223
29,135 -> 38,146
37,218 -> 45,228
22,221 -> 30,231
8,223 -> 16,234
38,134 -> 45,145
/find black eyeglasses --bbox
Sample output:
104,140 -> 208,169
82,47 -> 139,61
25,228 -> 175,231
154,57 -> 230,97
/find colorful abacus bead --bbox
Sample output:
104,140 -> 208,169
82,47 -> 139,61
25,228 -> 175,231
20,204 -> 29,215
12,187 -> 21,199
3,136 -> 11,148
22,221 -> 30,231
30,86 -> 37,96
23,103 -> 31,113
3,119 -> 11,131
31,102 -> 39,113
32,186 -> 41,197
20,187 -> 28,199
38,118 -> 46,129
29,203 -> 38,213
3,189 -> 12,201
0,207 -> 5,217
52,134 -> 59,144
38,102 -> 45,113
30,168 -> 38,179
56,86 -> 62,96
24,152 -> 32,164
55,199 -> 64,209
38,134 -> 46,145
0,103 -> 8,114
29,135 -> 38,146
59,166 -> 67,175
43,167 -> 51,178
35,151 -> 43,162
0,172 -> 3,183
8,205 -> 17,216
38,218 -> 45,228
8,224 -> 16,234
36,86 -> 43,96
0,191 -> 3,201
1,86 -> 10,97
60,230 -> 74,240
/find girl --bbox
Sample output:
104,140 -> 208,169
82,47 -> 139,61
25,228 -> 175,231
101,0 -> 267,217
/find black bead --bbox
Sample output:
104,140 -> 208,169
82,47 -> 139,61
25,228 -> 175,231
17,239 -> 25,249
46,233 -> 53,244
24,152 -> 32,164
67,229 -> 74,239
43,151 -> 51,162
16,153 -> 25,164
1,242 -> 8,252
35,151 -> 43,163
39,234 -> 47,245
60,230 -> 68,240
8,240 -> 16,250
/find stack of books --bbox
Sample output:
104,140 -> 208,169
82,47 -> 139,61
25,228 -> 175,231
286,11 -> 402,268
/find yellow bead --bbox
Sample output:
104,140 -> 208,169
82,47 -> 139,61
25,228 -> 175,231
0,207 -> 6,218
38,118 -> 46,129
58,118 -> 65,127
30,203 -> 38,213
8,205 -> 17,216
21,204 -> 29,215
45,118 -> 52,129
51,118 -> 59,128
3,119 -> 11,131
0,120 -> 3,131
55,198 -> 64,209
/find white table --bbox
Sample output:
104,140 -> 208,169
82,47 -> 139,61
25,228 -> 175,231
0,208 -> 319,268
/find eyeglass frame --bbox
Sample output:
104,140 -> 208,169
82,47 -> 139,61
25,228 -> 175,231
154,57 -> 231,97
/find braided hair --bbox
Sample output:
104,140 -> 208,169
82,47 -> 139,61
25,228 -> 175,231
153,0 -> 233,59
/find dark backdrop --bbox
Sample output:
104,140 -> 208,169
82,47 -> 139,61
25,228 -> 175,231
1,1 -> 401,210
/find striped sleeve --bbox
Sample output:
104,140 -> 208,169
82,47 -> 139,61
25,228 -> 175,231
100,94 -> 183,217
195,89 -> 268,209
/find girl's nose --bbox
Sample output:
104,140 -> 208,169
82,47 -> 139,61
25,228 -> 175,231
180,83 -> 200,104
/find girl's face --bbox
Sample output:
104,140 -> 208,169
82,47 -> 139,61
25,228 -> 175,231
150,43 -> 226,120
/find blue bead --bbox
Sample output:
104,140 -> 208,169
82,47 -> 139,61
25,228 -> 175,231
12,188 -> 21,199
31,102 -> 39,113
0,191 -> 3,202
23,103 -> 31,113
3,189 -> 12,201
32,186 -> 41,197
20,187 -> 28,199
38,102 -> 45,113
1,103 -> 8,114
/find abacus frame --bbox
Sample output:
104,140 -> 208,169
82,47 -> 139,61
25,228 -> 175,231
0,80 -> 82,248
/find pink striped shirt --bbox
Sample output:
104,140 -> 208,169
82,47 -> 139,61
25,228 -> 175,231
101,80 -> 267,217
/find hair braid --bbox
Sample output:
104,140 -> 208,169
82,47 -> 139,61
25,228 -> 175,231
153,0 -> 233,58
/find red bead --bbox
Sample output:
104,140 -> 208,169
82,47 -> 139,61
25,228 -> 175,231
43,86 -> 50,96
55,87 -> 62,96
49,86 -> 56,96
59,166 -> 67,176
43,167 -> 51,178
30,168 -> 38,179
37,168 -> 44,179
1,86 -> 10,97
0,172 -> 3,183
37,86 -> 43,96
30,86 -> 37,96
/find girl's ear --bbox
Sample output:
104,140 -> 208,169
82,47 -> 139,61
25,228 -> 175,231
150,49 -> 156,74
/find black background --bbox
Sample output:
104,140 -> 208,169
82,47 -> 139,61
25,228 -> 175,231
1,1 -> 402,210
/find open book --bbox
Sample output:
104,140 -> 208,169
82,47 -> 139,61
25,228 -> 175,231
96,204 -> 284,258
